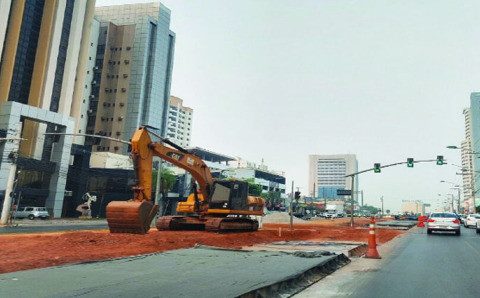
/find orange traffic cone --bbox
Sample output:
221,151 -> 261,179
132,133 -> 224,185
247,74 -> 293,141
365,216 -> 381,259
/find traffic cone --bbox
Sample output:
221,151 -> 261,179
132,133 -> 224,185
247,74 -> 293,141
365,216 -> 381,259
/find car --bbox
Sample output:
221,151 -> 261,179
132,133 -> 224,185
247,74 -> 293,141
426,212 -> 461,236
13,207 -> 50,220
477,221 -> 480,234
325,213 -> 338,219
459,214 -> 467,225
464,214 -> 480,228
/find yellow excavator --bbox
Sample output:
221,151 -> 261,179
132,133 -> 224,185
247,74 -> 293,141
106,127 -> 265,234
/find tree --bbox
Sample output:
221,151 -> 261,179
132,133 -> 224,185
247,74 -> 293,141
152,168 -> 176,215
360,204 -> 380,215
386,209 -> 391,214
245,178 -> 263,196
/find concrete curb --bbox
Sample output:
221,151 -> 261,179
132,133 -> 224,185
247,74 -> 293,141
240,253 -> 351,297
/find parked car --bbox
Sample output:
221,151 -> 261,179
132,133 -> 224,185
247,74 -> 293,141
426,212 -> 461,236
13,207 -> 49,220
325,213 -> 338,219
476,221 -> 480,234
464,214 -> 480,228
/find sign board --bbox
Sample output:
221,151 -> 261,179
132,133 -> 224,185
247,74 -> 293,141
336,189 -> 352,196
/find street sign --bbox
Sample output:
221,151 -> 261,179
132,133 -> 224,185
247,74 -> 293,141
337,189 -> 352,196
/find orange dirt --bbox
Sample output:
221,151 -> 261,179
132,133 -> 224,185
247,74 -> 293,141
0,218 -> 404,274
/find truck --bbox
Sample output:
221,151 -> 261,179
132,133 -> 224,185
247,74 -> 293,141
325,203 -> 345,218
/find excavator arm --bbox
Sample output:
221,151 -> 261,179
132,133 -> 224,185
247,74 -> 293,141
106,127 -> 215,234
130,127 -> 214,205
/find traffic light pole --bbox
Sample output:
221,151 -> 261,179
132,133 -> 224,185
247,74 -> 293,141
345,158 -> 445,226
350,174 -> 355,227
347,159 -> 442,177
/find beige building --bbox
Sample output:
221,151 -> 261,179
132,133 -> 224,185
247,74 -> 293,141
0,0 -> 96,157
461,108 -> 475,213
166,96 -> 193,147
84,3 -> 175,154
401,200 -> 424,214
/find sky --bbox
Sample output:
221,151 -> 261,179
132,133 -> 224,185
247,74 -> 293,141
96,0 -> 480,212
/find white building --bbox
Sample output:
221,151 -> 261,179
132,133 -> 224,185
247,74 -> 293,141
223,167 -> 286,197
166,96 -> 193,147
308,154 -> 358,199
461,108 -> 475,213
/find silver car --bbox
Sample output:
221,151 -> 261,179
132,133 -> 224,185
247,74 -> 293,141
426,212 -> 461,236
13,207 -> 50,220
464,214 -> 480,228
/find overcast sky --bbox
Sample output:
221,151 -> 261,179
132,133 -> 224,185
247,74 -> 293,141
96,0 -> 480,212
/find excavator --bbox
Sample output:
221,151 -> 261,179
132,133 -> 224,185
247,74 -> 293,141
106,127 -> 265,234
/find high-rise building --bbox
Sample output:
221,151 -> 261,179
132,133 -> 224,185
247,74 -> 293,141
467,92 -> 480,212
0,0 -> 96,217
308,154 -> 358,199
461,107 -> 475,213
83,2 -> 175,153
166,96 -> 193,147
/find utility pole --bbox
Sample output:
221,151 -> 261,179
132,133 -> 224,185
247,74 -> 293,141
380,196 -> 384,218
290,180 -> 294,230
313,182 -> 315,198
456,187 -> 461,213
350,175 -> 355,227
0,124 -> 22,226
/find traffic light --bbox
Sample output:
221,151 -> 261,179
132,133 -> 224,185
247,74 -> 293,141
374,163 -> 381,173
407,158 -> 414,168
436,155 -> 444,165
294,191 -> 301,200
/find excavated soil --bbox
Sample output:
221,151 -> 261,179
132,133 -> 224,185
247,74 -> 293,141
0,218 -> 403,274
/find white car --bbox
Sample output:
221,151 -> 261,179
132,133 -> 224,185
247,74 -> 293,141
464,214 -> 480,228
426,212 -> 461,236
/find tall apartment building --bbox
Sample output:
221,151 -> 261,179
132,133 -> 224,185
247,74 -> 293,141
308,154 -> 358,199
83,2 -> 175,154
467,93 -> 480,212
166,96 -> 193,147
0,0 -> 96,217
461,107 -> 475,213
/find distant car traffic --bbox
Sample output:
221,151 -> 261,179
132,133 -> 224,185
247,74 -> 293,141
426,212 -> 461,236
459,214 -> 467,225
13,207 -> 49,220
464,214 -> 480,228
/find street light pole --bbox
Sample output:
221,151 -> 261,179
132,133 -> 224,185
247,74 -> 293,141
380,196 -> 384,218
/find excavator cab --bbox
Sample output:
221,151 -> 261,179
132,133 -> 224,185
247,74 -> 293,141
208,180 -> 249,210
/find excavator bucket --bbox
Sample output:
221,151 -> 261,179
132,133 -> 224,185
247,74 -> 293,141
106,201 -> 158,234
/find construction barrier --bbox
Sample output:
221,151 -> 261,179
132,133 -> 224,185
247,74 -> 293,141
365,216 -> 381,259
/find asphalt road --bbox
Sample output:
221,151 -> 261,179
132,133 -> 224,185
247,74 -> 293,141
0,221 -> 107,234
351,226 -> 480,298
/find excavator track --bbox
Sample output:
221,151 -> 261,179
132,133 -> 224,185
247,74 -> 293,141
106,201 -> 158,234
156,216 -> 206,230
204,217 -> 259,232
156,216 -> 259,232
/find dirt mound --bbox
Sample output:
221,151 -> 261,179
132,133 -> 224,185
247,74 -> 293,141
0,219 -> 404,274
263,212 -> 306,224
